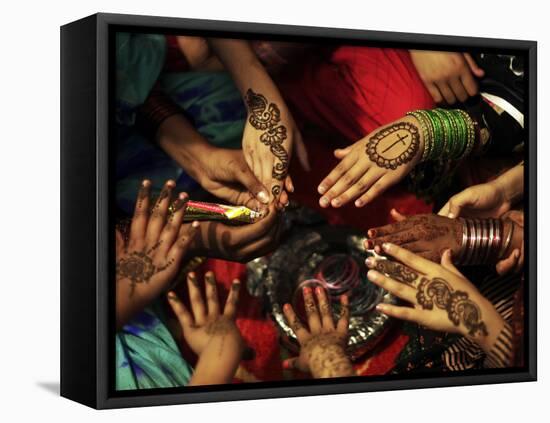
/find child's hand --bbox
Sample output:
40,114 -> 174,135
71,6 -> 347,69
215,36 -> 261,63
116,179 -> 199,328
282,287 -> 355,378
318,117 -> 424,208
167,272 -> 244,385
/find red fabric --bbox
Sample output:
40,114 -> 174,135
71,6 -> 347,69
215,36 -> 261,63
178,46 -> 436,380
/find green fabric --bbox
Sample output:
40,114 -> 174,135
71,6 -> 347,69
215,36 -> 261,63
116,303 -> 192,390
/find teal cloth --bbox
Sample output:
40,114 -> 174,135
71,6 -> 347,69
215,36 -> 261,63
116,303 -> 193,390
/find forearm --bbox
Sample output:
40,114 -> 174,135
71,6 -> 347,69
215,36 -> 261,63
156,114 -> 215,180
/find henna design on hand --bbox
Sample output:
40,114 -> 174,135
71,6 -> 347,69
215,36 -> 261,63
416,277 -> 488,336
375,260 -> 418,285
303,333 -> 354,378
244,89 -> 289,197
366,122 -> 420,170
116,241 -> 172,297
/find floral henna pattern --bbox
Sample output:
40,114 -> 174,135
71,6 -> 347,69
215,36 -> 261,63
245,89 -> 289,197
116,242 -> 172,297
416,277 -> 488,336
375,259 -> 418,285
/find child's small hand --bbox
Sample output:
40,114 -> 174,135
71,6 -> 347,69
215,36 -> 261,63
282,287 -> 355,378
318,116 -> 425,208
167,272 -> 244,385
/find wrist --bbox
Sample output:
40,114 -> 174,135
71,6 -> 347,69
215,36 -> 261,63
402,115 -> 425,162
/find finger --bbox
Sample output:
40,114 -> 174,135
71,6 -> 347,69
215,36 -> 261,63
314,286 -> 335,330
460,69 -> 479,97
496,249 -> 520,276
223,279 -> 241,319
115,229 -> 125,256
367,270 -> 417,304
449,77 -> 469,103
317,153 -> 359,198
436,81 -> 457,105
390,208 -> 407,222
145,180 -> 175,248
367,231 -> 420,249
278,190 -> 290,208
463,53 -> 485,78
159,192 -> 189,255
336,294 -> 350,336
129,180 -> 151,246
376,303 -> 425,325
380,242 -> 438,275
285,175 -> 295,193
234,160 -> 270,205
232,204 -> 279,246
334,145 -> 352,159
236,218 -> 281,260
186,271 -> 206,325
204,271 -> 220,317
438,189 -> 475,219
167,220 -> 200,264
302,286 -> 322,334
426,83 -> 443,104
322,164 -> 368,208
335,168 -> 380,208
167,291 -> 194,328
440,249 -> 465,277
354,174 -> 394,207
367,219 -> 413,239
283,303 -> 310,344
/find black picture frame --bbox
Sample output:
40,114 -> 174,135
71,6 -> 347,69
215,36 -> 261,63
60,12 -> 537,409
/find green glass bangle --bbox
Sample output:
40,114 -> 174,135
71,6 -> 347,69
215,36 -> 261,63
434,109 -> 454,159
445,110 -> 465,159
425,110 -> 444,160
458,110 -> 475,159
452,110 -> 468,159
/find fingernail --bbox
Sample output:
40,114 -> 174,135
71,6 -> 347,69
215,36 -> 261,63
257,191 -> 269,204
315,286 -> 323,295
320,197 -> 329,207
318,185 -> 326,194
331,199 -> 341,207
368,270 -> 379,281
355,199 -> 363,207
283,303 -> 291,311
288,182 -> 295,193
303,286 -> 312,295
448,213 -> 455,219
340,294 -> 349,304
167,179 -> 176,187
192,220 -> 200,228
382,242 -> 391,251
376,303 -> 387,312
142,179 -> 151,187
365,257 -> 375,267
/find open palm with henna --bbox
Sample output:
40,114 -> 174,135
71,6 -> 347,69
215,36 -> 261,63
318,116 -> 425,208
281,286 -> 355,378
115,179 -> 199,328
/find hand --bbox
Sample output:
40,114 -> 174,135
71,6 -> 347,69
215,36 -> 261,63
438,180 -> 512,219
184,203 -> 282,263
365,243 -> 505,350
242,88 -> 301,204
409,50 -> 485,104
318,117 -> 424,208
281,287 -> 354,378
366,211 -> 463,263
192,147 -> 273,209
116,180 -> 199,328
167,272 -> 244,385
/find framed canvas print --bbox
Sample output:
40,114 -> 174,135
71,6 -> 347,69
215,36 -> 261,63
60,13 -> 536,409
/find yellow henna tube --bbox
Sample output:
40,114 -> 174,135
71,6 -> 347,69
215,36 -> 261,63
178,200 -> 266,224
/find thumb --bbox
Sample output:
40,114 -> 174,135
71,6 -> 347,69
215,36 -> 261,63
439,189 -> 476,218
463,53 -> 485,78
334,145 -> 352,159
235,163 -> 270,205
440,249 -> 464,278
